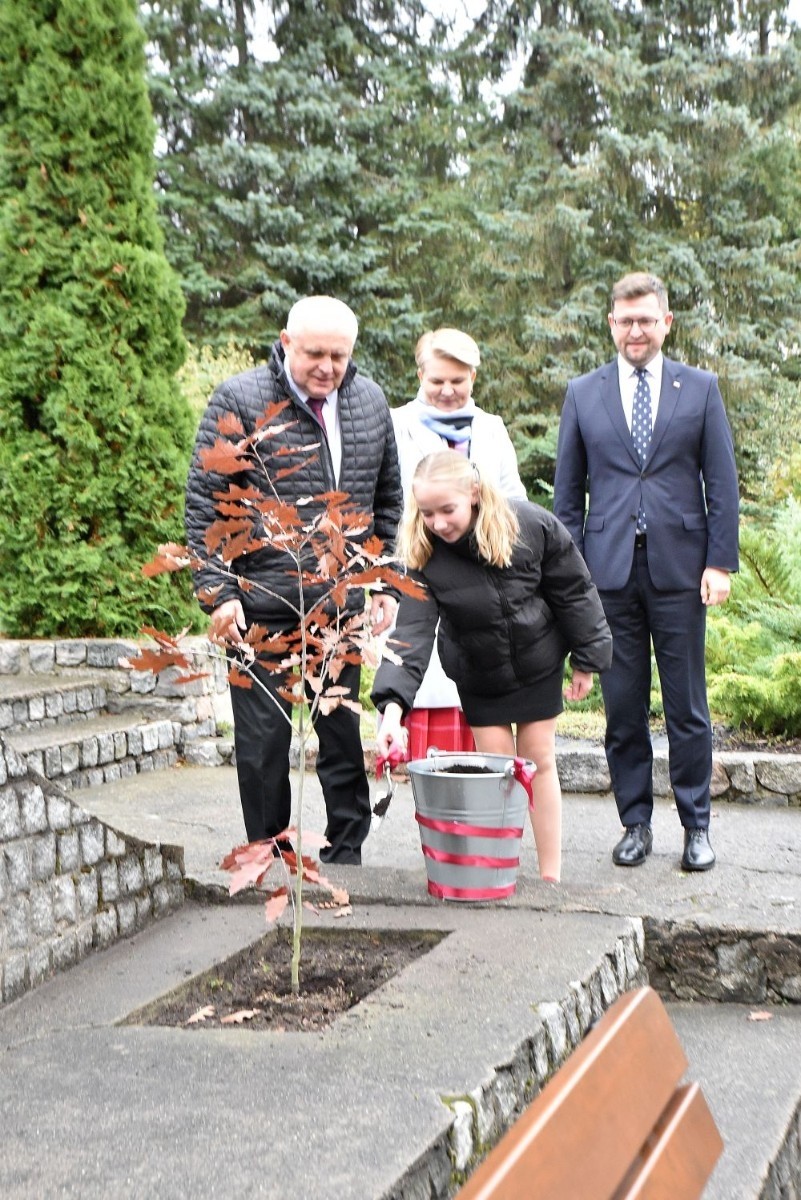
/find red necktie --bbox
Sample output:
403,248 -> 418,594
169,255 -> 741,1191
307,396 -> 327,432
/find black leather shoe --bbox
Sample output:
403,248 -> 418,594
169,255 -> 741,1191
681,828 -> 715,871
612,824 -> 653,867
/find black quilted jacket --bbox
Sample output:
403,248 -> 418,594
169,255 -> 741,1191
372,501 -> 612,713
185,341 -> 402,624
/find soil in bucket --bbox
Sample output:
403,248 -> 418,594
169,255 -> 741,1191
436,764 -> 494,775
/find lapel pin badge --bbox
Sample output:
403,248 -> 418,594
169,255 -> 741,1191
673,380 -> 681,388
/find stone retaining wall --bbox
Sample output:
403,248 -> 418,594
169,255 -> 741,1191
385,922 -> 647,1199
554,743 -> 801,806
0,733 -> 185,1006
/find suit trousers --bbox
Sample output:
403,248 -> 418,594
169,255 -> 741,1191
598,543 -> 712,830
228,653 -> 371,864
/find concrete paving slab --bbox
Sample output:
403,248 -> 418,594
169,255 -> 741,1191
669,1001 -> 801,1200
0,900 -> 639,1200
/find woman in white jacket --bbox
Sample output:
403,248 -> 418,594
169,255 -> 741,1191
390,328 -> 527,759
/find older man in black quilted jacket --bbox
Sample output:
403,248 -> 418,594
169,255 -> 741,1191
185,296 -> 402,864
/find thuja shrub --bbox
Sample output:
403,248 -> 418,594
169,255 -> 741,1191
0,0 -> 196,636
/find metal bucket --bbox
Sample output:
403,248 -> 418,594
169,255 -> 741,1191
407,751 -> 535,902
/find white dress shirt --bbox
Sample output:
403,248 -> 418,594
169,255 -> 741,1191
284,359 -> 343,483
617,352 -> 663,434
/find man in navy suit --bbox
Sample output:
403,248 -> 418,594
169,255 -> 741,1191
553,272 -> 739,871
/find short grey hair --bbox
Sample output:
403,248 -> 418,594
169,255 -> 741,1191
285,295 -> 359,343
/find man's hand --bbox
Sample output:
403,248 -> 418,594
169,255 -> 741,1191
369,592 -> 398,636
209,599 -> 246,645
564,669 -> 594,703
700,568 -> 731,607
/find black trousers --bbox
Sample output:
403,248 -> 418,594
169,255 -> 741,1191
598,543 -> 712,831
228,653 -> 371,864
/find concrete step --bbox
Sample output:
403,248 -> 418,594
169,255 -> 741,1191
4,710 -> 181,791
0,673 -> 107,732
668,1001 -> 801,1198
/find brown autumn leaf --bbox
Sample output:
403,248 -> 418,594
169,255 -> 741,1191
748,1010 -> 774,1022
199,439 -> 249,474
220,1009 -> 261,1025
186,1005 -> 215,1025
265,890 -> 289,923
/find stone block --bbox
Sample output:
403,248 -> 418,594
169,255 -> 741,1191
0,787 -> 22,839
57,830 -> 81,873
652,755 -> 672,798
3,953 -> 28,1001
130,671 -> 157,695
76,921 -> 94,959
136,892 -> 152,925
184,741 -> 223,767
52,875 -> 78,924
138,757 -> 154,773
537,1000 -> 568,1066
449,1101 -> 474,1173
166,857 -> 184,883
5,842 -> 32,893
85,768 -> 105,788
26,750 -> 45,778
44,746 -> 63,778
76,870 -> 99,918
28,943 -> 52,989
55,641 -> 87,667
86,640 -> 138,668
80,736 -> 99,768
96,733 -> 115,765
555,746 -> 610,794
0,702 -> 13,730
140,723 -> 159,753
59,743 -> 81,775
93,909 -> 118,948
31,833 -> 57,881
75,687 -> 94,713
152,880 -> 173,916
117,898 -> 138,936
0,853 -> 7,904
0,754 -> 6,786
709,758 -> 730,798
118,855 -> 145,896
127,727 -> 143,756
143,847 -> 164,887
29,644 -> 56,673
28,695 -> 46,722
45,692 -> 64,719
98,861 -> 120,903
103,764 -> 122,784
156,720 -> 175,749
105,829 -> 127,857
51,931 -> 79,972
113,731 -> 127,760
29,885 -> 55,937
0,642 -> 22,674
119,760 -> 137,778
755,757 -> 801,797
5,895 -> 31,948
79,821 -> 105,866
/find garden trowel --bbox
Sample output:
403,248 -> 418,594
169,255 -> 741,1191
371,760 -> 397,831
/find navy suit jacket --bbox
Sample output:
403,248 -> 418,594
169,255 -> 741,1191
553,356 -> 739,592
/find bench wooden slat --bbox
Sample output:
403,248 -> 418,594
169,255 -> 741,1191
456,988 -> 721,1200
612,1082 -> 724,1200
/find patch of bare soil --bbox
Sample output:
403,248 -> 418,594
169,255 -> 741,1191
711,726 -> 801,754
125,927 -> 444,1033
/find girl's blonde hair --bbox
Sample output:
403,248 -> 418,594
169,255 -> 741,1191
397,450 -> 520,570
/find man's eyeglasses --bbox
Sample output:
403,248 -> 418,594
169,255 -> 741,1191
611,317 -> 662,331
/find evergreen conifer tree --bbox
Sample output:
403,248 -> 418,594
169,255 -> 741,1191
0,0 -> 195,636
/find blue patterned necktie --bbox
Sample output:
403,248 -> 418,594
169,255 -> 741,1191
632,369 -> 652,533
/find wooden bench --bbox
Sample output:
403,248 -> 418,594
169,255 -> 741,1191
456,986 -> 723,1200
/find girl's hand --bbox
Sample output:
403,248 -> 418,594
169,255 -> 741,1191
564,669 -> 594,702
377,703 -> 407,758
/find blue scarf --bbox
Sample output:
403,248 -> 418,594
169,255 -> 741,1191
414,389 -> 476,444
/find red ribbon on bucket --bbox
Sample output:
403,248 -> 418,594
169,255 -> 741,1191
512,756 -> 536,811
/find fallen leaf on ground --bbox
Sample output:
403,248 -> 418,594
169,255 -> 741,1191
220,1009 -> 262,1024
748,1010 -> 773,1022
186,1005 -> 215,1025
334,906 -> 353,918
